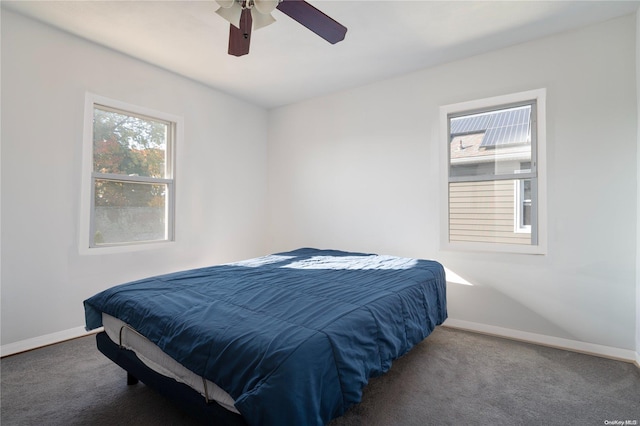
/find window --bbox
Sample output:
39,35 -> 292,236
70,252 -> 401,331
80,94 -> 181,252
440,89 -> 546,254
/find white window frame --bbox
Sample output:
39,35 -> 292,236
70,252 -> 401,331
514,173 -> 532,234
439,89 -> 547,255
79,93 -> 182,255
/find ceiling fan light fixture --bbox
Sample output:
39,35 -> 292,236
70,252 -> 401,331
215,0 -> 236,9
216,1 -> 243,28
251,9 -> 276,30
253,0 -> 279,15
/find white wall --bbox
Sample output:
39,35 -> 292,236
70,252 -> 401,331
1,10 -> 269,347
269,15 -> 638,352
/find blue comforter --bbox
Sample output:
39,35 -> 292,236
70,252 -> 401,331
84,248 -> 447,425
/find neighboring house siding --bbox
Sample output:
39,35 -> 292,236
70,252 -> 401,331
449,180 -> 530,245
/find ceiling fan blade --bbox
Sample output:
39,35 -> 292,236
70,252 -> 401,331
228,8 -> 253,57
276,0 -> 347,44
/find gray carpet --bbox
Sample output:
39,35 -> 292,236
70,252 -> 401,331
1,327 -> 639,425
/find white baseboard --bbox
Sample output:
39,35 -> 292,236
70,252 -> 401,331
1,326 -> 102,358
3,320 -> 639,369
443,318 -> 639,365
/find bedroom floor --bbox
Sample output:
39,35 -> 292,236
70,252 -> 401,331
1,327 -> 638,425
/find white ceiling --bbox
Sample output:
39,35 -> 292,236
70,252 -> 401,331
4,1 -> 639,108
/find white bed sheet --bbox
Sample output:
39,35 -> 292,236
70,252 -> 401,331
102,313 -> 239,414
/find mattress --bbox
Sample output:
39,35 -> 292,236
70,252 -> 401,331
102,312 -> 239,414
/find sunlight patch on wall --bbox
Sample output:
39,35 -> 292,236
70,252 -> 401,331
443,266 -> 474,286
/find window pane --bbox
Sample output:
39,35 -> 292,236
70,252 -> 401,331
93,179 -> 167,245
449,180 -> 532,245
450,105 -> 532,179
93,107 -> 168,178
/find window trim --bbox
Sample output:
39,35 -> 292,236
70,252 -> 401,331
439,89 -> 547,255
514,174 -> 532,234
79,93 -> 182,255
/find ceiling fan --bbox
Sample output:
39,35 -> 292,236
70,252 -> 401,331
214,0 -> 347,56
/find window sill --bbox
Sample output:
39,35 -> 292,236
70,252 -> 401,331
441,240 -> 547,255
79,240 -> 175,256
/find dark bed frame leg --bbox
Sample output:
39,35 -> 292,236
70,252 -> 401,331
127,372 -> 139,385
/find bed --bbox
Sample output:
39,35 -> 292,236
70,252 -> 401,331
84,248 -> 447,425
